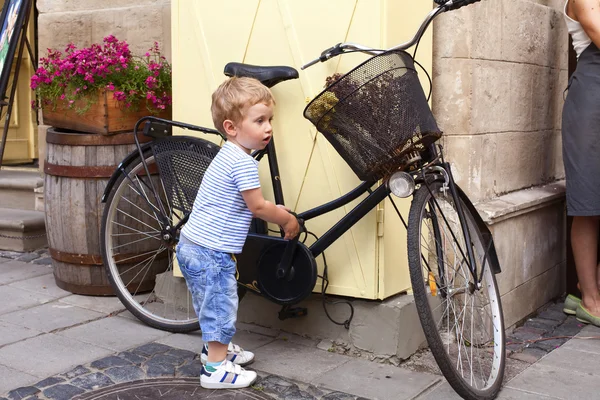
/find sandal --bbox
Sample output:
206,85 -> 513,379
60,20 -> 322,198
563,294 -> 581,315
575,303 -> 600,327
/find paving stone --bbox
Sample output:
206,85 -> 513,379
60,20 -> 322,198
322,393 -> 367,400
90,356 -> 132,370
8,274 -> 70,299
146,363 -> 175,377
7,386 -> 39,400
146,353 -> 186,366
259,375 -> 300,396
42,384 -> 85,400
313,358 -> 440,400
70,373 -> 114,391
57,316 -> 169,352
62,366 -> 91,380
0,302 -> 104,333
133,342 -> 171,357
0,261 -> 51,285
272,386 -> 315,400
0,334 -> 111,379
0,321 -> 42,347
104,366 -> 145,383
176,360 -> 202,378
317,339 -> 333,352
510,327 -> 544,342
15,253 -> 40,263
530,336 -> 570,352
551,316 -> 585,337
522,318 -> 561,332
166,348 -> 196,362
32,258 -> 52,266
510,347 -> 547,364
0,286 -> 55,316
0,365 -> 38,395
34,377 -> 65,389
536,308 -> 567,323
117,351 -> 147,365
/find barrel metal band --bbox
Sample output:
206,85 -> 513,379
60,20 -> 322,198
49,247 -> 169,266
46,130 -> 152,146
44,163 -> 117,178
44,162 -> 159,178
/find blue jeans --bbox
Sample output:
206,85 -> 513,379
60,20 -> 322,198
176,241 -> 238,344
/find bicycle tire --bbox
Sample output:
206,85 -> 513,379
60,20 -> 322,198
101,136 -> 225,333
407,181 -> 505,400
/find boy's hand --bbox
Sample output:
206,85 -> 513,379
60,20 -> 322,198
282,213 -> 300,240
276,204 -> 291,212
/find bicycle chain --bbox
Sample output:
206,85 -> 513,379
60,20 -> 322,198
0,232 -> 47,240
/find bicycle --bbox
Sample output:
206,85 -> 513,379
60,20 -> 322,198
100,0 -> 505,398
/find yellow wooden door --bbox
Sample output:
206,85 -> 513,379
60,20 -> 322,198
172,0 -> 432,299
0,0 -> 36,165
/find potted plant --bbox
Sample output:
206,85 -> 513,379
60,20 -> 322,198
30,35 -> 172,135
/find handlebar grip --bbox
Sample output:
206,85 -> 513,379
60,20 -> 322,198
436,0 -> 481,11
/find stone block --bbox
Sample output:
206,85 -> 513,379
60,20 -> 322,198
501,0 -> 556,67
443,134 -> 496,203
471,0 -> 503,60
531,66 -> 559,131
470,60 -> 512,134
489,202 -> 565,296
238,292 -> 427,360
555,69 -> 568,130
501,261 -> 565,329
37,4 -> 171,61
432,6 -> 473,59
431,58 -> 472,135
37,0 -> 168,13
37,125 -> 50,175
494,131 -> 554,194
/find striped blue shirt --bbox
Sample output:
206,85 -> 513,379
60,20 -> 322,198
181,141 -> 260,253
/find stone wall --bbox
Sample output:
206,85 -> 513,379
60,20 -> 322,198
36,0 -> 171,61
432,0 -> 568,328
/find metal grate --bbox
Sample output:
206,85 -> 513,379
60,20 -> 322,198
304,50 -> 442,181
150,137 -> 221,214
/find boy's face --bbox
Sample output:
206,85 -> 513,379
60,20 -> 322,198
226,102 -> 274,154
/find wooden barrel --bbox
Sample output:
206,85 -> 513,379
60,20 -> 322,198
44,127 -> 156,295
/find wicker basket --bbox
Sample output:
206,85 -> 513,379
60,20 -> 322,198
304,50 -> 442,181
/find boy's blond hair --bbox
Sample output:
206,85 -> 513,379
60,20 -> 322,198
211,77 -> 275,135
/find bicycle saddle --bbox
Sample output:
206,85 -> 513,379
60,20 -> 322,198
224,63 -> 299,88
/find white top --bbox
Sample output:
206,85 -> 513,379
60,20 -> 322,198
181,141 -> 260,254
564,0 -> 592,59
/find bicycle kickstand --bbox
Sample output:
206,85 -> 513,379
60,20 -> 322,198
278,305 -> 308,321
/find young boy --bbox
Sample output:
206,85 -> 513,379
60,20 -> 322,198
176,77 -> 299,389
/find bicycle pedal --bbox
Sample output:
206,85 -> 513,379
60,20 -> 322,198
278,306 -> 308,320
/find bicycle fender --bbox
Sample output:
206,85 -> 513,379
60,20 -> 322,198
101,142 -> 153,203
456,186 -> 502,274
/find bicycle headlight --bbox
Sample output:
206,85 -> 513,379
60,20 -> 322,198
388,171 -> 415,198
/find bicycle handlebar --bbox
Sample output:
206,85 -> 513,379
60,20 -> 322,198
301,0 -> 481,70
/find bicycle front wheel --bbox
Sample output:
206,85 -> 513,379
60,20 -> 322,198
407,182 -> 505,400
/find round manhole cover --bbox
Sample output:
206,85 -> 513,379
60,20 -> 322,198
74,378 -> 274,400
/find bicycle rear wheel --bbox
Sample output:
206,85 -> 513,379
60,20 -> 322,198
407,181 -> 505,400
101,136 -> 220,333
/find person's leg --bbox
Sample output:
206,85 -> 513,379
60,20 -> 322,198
572,216 -> 600,315
207,342 -> 228,363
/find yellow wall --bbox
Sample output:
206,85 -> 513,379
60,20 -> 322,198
172,0 -> 433,299
1,0 -> 36,164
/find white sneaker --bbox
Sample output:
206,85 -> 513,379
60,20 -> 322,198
200,360 -> 257,389
200,342 -> 255,366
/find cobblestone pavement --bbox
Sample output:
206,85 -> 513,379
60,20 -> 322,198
0,343 -> 365,400
0,248 -> 588,400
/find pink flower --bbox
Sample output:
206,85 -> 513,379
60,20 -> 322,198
106,82 -> 115,91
